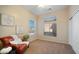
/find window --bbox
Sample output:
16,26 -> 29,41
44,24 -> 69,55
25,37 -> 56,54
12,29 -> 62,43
28,19 -> 36,33
44,19 -> 57,37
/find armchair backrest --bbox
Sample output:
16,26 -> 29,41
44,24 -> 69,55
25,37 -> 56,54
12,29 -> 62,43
0,36 -> 14,47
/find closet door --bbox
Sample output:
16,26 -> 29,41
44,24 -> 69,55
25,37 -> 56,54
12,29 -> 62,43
70,11 -> 79,53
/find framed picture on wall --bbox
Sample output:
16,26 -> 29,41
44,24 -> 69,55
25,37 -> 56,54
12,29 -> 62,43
0,13 -> 15,26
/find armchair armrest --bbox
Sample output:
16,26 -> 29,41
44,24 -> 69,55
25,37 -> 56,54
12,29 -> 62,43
20,41 -> 29,46
11,44 -> 27,54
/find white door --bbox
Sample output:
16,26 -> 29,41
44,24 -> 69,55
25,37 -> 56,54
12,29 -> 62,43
69,11 -> 79,53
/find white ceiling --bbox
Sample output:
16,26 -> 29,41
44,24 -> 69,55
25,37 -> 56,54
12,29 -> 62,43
23,5 -> 68,15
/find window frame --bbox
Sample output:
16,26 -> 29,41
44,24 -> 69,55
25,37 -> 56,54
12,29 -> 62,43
43,20 -> 57,37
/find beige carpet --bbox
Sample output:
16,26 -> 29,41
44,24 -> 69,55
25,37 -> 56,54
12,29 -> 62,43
25,39 -> 75,54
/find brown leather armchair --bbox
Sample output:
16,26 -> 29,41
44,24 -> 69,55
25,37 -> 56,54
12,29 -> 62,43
0,36 -> 29,54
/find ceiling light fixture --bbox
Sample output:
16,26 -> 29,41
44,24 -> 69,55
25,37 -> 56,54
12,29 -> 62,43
38,5 -> 47,8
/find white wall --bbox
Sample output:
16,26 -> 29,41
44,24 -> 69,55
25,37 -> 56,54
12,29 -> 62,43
0,6 -> 37,41
0,26 -> 15,37
69,6 -> 79,53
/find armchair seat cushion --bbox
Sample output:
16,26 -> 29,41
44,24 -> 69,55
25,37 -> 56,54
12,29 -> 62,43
10,41 -> 29,46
